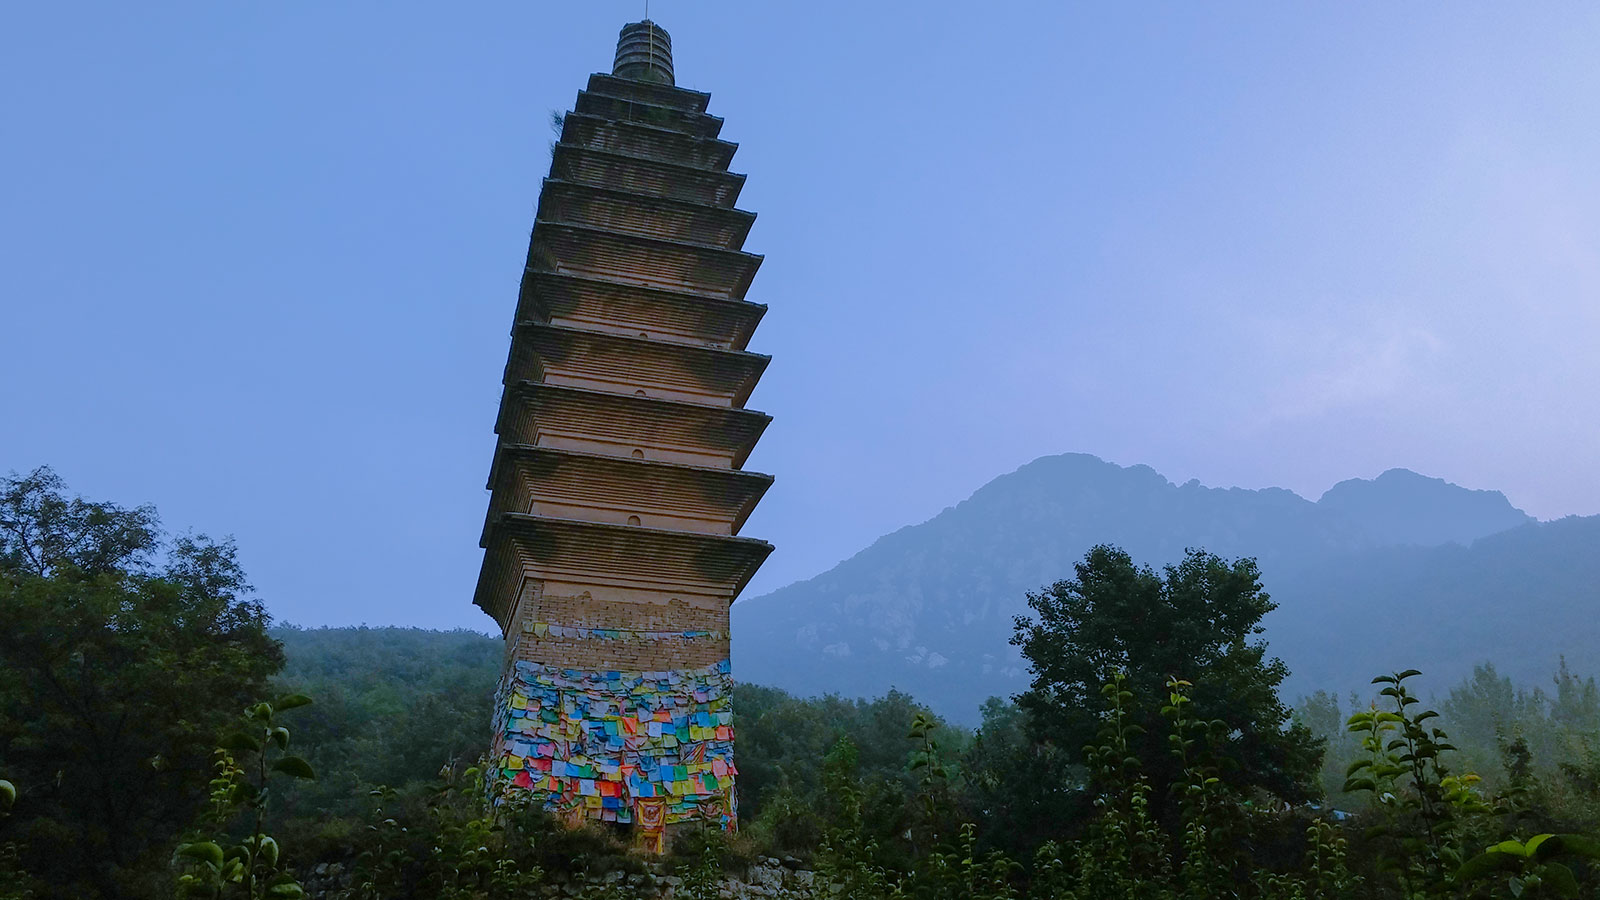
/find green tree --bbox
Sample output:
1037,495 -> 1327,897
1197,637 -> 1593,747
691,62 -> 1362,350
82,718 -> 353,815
733,684 -> 962,832
957,698 -> 1086,859
1294,689 -> 1367,807
1011,545 -> 1322,814
0,467 -> 284,899
2,774 -> 43,900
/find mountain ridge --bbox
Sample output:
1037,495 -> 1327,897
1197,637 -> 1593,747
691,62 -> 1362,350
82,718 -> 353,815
1317,467 -> 1534,547
733,453 -> 1590,723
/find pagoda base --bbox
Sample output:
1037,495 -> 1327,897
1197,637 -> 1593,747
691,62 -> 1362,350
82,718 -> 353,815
491,657 -> 738,845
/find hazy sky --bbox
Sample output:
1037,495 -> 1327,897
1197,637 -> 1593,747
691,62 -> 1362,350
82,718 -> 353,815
3,4 -> 1597,630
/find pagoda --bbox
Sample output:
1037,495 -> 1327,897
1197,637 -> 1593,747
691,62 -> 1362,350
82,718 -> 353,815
474,21 -> 773,848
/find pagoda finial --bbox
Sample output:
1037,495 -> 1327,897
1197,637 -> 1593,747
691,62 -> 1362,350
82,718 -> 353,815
613,20 -> 674,85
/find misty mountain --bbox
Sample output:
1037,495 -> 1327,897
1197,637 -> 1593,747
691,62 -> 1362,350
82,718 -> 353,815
1317,467 -> 1533,547
731,453 -> 1599,722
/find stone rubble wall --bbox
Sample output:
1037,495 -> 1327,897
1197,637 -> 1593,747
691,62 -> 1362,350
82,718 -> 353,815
300,856 -> 818,899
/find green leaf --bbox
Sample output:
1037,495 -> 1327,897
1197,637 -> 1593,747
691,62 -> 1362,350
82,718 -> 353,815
0,779 -> 14,809
1458,850 -> 1523,881
274,694 -> 313,712
271,756 -> 316,780
1397,669 -> 1423,680
270,726 -> 290,751
1553,834 -> 1600,860
1489,840 -> 1531,858
1525,834 -> 1557,861
1538,861 -> 1579,898
220,732 -> 262,754
175,841 -> 226,868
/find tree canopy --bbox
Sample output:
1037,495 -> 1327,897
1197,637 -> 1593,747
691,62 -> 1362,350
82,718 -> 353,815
0,467 -> 283,899
1011,544 -> 1322,809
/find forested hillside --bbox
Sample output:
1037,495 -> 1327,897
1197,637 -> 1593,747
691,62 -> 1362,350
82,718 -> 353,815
733,454 -> 1598,721
267,627 -> 504,822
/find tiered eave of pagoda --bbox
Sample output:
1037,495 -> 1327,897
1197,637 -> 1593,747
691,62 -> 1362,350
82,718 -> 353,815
505,323 -> 769,407
539,179 -> 755,245
573,93 -> 724,139
584,72 -> 711,112
550,144 -> 745,207
559,113 -> 738,169
516,271 -> 766,350
526,223 -> 762,299
493,381 -> 771,470
474,514 -> 773,627
483,444 -> 772,539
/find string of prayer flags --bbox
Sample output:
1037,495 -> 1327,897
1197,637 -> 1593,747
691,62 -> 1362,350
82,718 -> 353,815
491,658 -> 738,830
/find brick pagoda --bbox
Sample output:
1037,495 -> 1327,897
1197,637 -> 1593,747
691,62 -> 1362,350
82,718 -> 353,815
474,21 -> 774,848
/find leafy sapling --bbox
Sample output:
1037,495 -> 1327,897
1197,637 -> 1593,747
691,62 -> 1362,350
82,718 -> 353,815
1344,670 -> 1490,897
1457,833 -> 1600,899
173,694 -> 317,900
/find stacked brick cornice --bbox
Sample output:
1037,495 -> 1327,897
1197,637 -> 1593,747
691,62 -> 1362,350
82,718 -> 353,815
475,22 -> 771,841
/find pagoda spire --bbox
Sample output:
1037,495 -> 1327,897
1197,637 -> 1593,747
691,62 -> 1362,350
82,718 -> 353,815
613,20 -> 674,85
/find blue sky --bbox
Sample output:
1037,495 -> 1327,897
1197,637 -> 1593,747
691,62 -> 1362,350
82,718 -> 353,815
3,3 -> 1597,630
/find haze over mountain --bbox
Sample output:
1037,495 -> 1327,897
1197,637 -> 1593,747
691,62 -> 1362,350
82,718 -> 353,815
732,454 -> 1597,722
